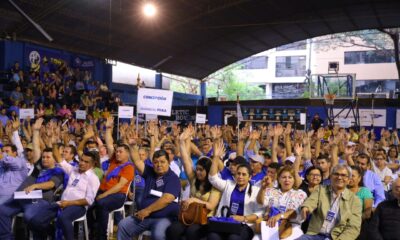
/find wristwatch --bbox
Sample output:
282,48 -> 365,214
280,214 -> 285,220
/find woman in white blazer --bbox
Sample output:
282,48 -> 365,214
208,141 -> 264,240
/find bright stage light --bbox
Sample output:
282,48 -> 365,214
143,2 -> 157,17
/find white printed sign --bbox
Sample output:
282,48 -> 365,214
333,108 -> 387,127
195,113 -> 207,124
146,114 -> 158,121
300,113 -> 306,125
338,118 -> 352,128
397,110 -> 400,129
137,88 -> 173,116
75,110 -> 87,120
118,106 -> 134,119
19,108 -> 34,119
359,109 -> 386,127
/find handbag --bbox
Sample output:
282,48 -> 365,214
178,202 -> 209,225
269,206 -> 293,239
208,206 -> 245,235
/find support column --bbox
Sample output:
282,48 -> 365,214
200,81 -> 206,106
155,73 -> 162,89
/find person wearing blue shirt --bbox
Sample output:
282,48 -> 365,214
0,109 -> 9,127
248,154 -> 266,186
316,154 -> 332,186
356,153 -> 385,208
220,155 -> 248,181
0,144 -> 28,204
118,149 -> 181,240
0,148 -> 65,239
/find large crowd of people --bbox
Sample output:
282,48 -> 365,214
0,60 -> 400,240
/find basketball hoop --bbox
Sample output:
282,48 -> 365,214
324,94 -> 336,105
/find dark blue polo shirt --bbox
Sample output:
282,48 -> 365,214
230,185 -> 246,216
139,165 -> 181,218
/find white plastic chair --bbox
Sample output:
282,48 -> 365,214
138,230 -> 151,240
107,204 -> 126,238
72,214 -> 89,240
106,181 -> 132,238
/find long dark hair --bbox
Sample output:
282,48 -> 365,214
350,165 -> 365,187
194,156 -> 213,193
236,163 -> 253,196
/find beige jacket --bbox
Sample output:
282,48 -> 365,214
301,186 -> 362,240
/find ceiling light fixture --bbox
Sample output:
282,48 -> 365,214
143,2 -> 157,17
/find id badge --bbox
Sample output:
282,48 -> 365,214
156,178 -> 164,188
231,202 -> 239,215
279,205 -> 286,213
326,210 -> 336,222
71,178 -> 80,187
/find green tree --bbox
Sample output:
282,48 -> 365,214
205,63 -> 264,100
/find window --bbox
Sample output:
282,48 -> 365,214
164,74 -> 200,95
272,83 -> 306,98
344,50 -> 395,64
237,56 -> 268,69
275,56 -> 306,77
276,40 -> 307,51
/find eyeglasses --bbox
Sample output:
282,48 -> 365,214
374,158 -> 385,161
332,172 -> 349,179
308,174 -> 322,178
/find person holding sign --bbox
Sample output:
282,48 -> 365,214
296,164 -> 362,240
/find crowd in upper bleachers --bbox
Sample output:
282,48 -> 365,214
4,60 -> 121,122
0,59 -> 400,240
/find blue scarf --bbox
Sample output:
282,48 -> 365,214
105,162 -> 133,182
36,167 -> 68,188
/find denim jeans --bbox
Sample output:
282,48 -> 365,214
117,216 -> 172,240
88,192 -> 125,240
0,199 -> 51,240
296,234 -> 332,240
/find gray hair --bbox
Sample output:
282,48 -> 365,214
331,164 -> 352,179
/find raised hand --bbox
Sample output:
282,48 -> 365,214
284,123 -> 292,135
210,126 -> 222,140
11,119 -> 20,132
105,117 -> 114,129
84,125 -> 95,139
179,128 -> 192,142
273,124 -> 284,137
294,143 -> 304,156
213,140 -> 226,159
261,175 -> 272,189
250,130 -> 261,140
317,128 -> 325,139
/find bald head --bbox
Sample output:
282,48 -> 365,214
392,178 -> 400,201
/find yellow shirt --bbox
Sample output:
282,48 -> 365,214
190,179 -> 221,216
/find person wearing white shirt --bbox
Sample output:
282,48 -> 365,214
29,150 -> 100,240
373,153 -> 393,191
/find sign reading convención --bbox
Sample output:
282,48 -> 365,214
137,88 -> 173,116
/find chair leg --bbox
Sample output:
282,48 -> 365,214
84,218 -> 89,240
11,217 -> 15,233
107,213 -> 113,238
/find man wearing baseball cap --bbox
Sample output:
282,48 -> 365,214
249,154 -> 266,186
